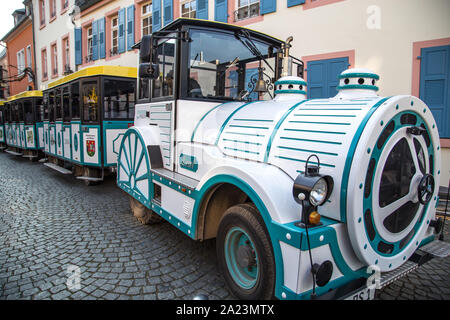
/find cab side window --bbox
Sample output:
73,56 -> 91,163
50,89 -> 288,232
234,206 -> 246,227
49,91 -> 55,122
35,98 -> 43,122
152,36 -> 176,99
104,79 -> 135,120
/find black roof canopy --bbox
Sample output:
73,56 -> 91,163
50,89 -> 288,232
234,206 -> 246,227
152,18 -> 285,47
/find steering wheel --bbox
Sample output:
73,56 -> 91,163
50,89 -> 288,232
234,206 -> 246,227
417,174 -> 435,205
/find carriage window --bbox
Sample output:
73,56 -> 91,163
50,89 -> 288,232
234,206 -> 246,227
43,94 -> 50,121
17,102 -> 24,122
82,81 -> 99,123
24,99 -> 34,124
63,87 -> 70,122
139,77 -> 150,100
35,98 -> 43,122
104,79 -> 135,120
187,29 -> 275,101
71,82 -> 80,119
49,91 -> 55,122
0,110 -> 3,124
152,36 -> 175,99
55,89 -> 62,120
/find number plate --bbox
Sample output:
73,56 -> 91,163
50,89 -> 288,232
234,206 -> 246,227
344,286 -> 376,300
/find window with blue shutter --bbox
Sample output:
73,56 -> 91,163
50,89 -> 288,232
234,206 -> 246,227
118,8 -> 126,54
306,57 -> 349,99
420,45 -> 450,138
98,18 -> 106,59
215,0 -> 228,23
260,0 -> 276,15
163,0 -> 173,26
153,0 -> 161,32
92,20 -> 99,60
127,5 -> 135,51
287,0 -> 305,8
197,0 -> 208,19
75,28 -> 82,65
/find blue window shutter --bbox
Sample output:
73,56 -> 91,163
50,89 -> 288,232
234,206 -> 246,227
153,0 -> 161,32
197,0 -> 208,19
287,0 -> 305,8
127,5 -> 135,51
163,0 -> 173,26
75,28 -> 82,65
306,57 -> 349,99
215,0 -> 228,22
118,8 -> 126,53
420,45 -> 450,138
99,18 -> 106,59
260,0 -> 276,15
92,20 -> 98,60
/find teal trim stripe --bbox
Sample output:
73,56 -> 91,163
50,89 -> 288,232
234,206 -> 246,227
289,120 -> 351,125
340,97 -> 390,222
264,100 -> 309,163
280,136 -> 342,145
275,80 -> 307,86
234,119 -> 273,122
293,114 -> 356,118
229,124 -> 269,130
215,102 -> 257,145
284,128 -> 346,135
275,90 -> 306,95
275,155 -> 335,168
225,131 -> 265,137
223,147 -> 260,155
278,146 -> 338,156
337,84 -> 379,91
191,102 -> 229,142
339,72 -> 380,80
223,139 -> 262,145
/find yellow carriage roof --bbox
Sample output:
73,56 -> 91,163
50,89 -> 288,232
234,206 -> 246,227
47,66 -> 138,89
7,90 -> 43,102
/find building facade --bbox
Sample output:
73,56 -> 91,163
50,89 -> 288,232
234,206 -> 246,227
11,0 -> 448,184
1,6 -> 36,96
31,0 -> 76,90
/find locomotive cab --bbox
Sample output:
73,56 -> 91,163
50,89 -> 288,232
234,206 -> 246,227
117,18 -> 448,300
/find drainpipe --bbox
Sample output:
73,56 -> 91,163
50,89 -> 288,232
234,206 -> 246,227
24,0 -> 38,90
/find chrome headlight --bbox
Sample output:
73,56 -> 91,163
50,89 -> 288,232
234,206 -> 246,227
310,178 -> 328,206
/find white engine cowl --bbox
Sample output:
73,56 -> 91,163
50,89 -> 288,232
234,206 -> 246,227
192,69 -> 441,271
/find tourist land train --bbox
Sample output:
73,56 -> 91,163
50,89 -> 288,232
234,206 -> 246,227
1,18 -> 449,300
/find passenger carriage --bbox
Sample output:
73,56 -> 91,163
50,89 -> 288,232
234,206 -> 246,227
118,18 -> 448,300
42,66 -> 137,185
3,91 -> 44,160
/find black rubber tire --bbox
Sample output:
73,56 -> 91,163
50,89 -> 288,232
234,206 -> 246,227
216,203 -> 275,300
129,197 -> 164,225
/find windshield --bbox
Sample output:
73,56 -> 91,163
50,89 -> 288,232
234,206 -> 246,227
187,29 -> 277,101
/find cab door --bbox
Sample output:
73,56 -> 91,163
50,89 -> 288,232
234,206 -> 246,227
80,79 -> 101,167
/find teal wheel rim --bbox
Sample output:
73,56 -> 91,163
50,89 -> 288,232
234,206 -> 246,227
224,227 -> 259,290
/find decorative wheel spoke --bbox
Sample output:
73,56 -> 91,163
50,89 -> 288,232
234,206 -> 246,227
377,195 -> 411,221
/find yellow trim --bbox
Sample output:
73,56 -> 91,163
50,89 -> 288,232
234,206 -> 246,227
170,17 -> 284,43
47,66 -> 138,89
0,101 -> 4,106
7,91 -> 43,102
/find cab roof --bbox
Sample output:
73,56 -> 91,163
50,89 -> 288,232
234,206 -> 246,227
156,18 -> 285,47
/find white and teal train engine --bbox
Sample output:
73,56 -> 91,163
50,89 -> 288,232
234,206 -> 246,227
117,18 -> 447,300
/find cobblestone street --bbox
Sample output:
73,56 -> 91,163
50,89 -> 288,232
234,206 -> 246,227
0,152 -> 449,300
